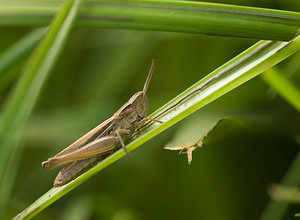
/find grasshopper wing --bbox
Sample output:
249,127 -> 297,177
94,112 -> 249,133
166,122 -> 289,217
54,117 -> 115,158
42,135 -> 118,169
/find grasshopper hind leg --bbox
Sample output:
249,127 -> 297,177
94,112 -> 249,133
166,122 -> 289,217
54,149 -> 117,187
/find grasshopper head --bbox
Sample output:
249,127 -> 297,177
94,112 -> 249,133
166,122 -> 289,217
117,59 -> 156,125
129,91 -> 148,120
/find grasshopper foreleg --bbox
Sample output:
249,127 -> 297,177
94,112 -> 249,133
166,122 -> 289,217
138,117 -> 163,125
42,136 -> 118,170
115,129 -> 131,156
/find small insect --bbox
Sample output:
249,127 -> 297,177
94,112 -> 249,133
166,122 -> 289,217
42,59 -> 161,187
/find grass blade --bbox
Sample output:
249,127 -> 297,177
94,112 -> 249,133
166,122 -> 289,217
0,28 -> 46,96
1,0 -> 300,40
13,33 -> 300,219
0,28 -> 46,77
0,0 -> 81,217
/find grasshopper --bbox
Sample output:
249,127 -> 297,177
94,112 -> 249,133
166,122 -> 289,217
42,59 -> 161,187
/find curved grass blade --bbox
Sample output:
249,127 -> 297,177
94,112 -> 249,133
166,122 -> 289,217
1,0 -> 300,40
0,0 -> 81,218
14,34 -> 300,219
165,117 -> 257,165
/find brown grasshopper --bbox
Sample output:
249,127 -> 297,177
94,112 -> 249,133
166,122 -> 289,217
42,59 -> 161,187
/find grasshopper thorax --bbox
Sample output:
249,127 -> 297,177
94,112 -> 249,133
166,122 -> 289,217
116,91 -> 148,125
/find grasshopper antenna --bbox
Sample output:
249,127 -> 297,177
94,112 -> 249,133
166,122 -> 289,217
143,58 -> 157,94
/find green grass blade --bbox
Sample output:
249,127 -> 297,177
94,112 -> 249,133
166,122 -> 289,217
0,0 -> 81,217
259,150 -> 300,220
0,28 -> 46,96
13,34 -> 300,220
1,0 -> 300,40
261,68 -> 300,112
0,28 -> 46,77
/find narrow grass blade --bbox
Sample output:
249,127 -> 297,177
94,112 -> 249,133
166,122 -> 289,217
0,28 -> 46,96
13,34 -> 300,219
1,0 -> 300,40
261,68 -> 300,112
0,28 -> 46,77
0,0 -> 81,217
259,150 -> 300,220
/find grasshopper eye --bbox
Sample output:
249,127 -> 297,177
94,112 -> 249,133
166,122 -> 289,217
129,91 -> 148,120
135,94 -> 148,119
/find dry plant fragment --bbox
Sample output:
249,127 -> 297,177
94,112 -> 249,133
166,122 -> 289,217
165,139 -> 203,165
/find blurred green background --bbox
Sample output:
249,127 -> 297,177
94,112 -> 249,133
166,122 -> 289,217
1,0 -> 300,219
